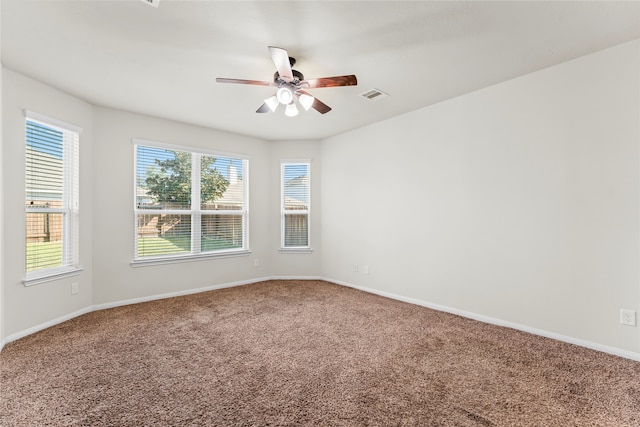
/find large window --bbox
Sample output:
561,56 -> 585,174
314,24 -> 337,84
134,140 -> 248,262
25,111 -> 81,283
281,161 -> 310,250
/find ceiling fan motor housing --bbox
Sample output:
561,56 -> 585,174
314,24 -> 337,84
274,68 -> 304,85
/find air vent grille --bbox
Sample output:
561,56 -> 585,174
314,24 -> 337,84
139,0 -> 160,7
360,88 -> 389,102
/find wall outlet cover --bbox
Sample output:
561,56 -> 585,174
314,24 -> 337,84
620,309 -> 636,326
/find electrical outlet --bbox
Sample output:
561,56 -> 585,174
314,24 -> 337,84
71,282 -> 79,295
353,264 -> 359,273
253,258 -> 260,267
620,309 -> 636,326
363,265 -> 370,275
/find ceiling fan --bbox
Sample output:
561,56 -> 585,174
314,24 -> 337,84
216,46 -> 357,117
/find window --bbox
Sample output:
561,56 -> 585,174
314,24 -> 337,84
134,140 -> 248,263
25,111 -> 81,283
281,161 -> 310,250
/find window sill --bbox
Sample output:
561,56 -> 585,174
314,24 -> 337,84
24,266 -> 84,287
279,248 -> 313,254
131,249 -> 251,267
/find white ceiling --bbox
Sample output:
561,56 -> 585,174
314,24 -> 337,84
2,1 -> 638,141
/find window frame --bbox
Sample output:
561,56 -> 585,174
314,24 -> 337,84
24,110 -> 83,286
280,160 -> 311,252
132,138 -> 250,266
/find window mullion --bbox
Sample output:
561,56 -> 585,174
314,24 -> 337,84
192,153 -> 201,254
26,207 -> 68,214
242,159 -> 249,249
62,132 -> 72,266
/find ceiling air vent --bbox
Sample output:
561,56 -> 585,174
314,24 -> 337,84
360,88 -> 389,102
139,0 -> 160,7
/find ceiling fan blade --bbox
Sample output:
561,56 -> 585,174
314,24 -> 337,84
268,46 -> 293,82
311,97 -> 332,114
216,78 -> 273,86
256,103 -> 272,113
302,75 -> 358,88
298,90 -> 332,114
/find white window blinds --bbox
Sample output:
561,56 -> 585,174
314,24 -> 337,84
281,162 -> 310,249
25,112 -> 80,278
134,141 -> 248,261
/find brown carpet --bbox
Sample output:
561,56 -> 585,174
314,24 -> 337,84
1,280 -> 639,426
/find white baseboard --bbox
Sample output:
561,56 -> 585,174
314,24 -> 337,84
1,306 -> 94,351
266,275 -> 323,281
322,277 -> 640,362
0,275 -> 329,350
92,277 -> 273,311
1,277 -> 275,350
4,276 -> 637,362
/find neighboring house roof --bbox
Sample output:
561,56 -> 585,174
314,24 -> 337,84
209,180 -> 243,208
284,176 -> 309,209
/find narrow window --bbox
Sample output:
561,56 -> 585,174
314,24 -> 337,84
134,140 -> 248,262
25,112 -> 81,282
281,161 -> 310,249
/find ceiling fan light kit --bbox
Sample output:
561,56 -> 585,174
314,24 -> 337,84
264,96 -> 279,112
298,93 -> 315,111
216,46 -> 357,117
285,103 -> 299,117
276,87 -> 294,105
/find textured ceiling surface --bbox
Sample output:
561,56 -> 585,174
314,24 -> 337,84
2,1 -> 638,140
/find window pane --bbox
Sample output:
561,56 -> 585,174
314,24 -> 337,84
201,156 -> 243,211
137,146 -> 191,210
26,121 -> 63,205
137,214 -> 191,257
201,214 -> 243,252
283,164 -> 309,211
284,214 -> 309,247
26,212 -> 64,272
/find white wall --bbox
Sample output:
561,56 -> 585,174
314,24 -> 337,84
268,140 -> 323,277
2,69 -> 94,338
321,40 -> 640,355
91,107 -> 270,305
2,40 -> 638,358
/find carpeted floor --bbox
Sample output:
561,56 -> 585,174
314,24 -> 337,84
1,280 -> 639,426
